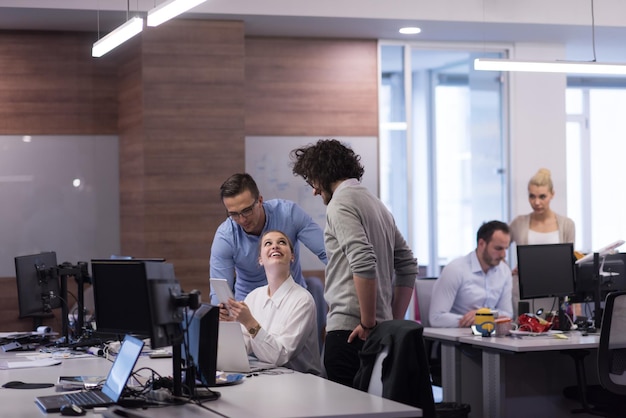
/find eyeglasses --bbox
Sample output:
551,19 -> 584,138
227,200 -> 258,220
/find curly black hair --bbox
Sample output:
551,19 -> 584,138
290,139 -> 364,193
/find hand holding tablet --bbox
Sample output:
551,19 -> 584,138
210,278 -> 235,316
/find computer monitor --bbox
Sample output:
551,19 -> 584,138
14,252 -> 61,318
517,243 -> 577,300
91,259 -> 162,339
573,253 -> 626,302
182,304 -> 219,387
145,266 -> 184,350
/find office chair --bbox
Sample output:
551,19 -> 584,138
353,319 -> 436,418
304,275 -> 327,353
415,277 -> 437,328
596,291 -> 626,417
414,277 -> 442,386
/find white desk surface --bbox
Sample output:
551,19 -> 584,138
423,327 -> 470,342
458,332 -> 600,352
0,352 -> 422,418
423,327 -> 601,418
424,327 -> 600,352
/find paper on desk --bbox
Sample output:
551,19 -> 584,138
0,358 -> 61,369
0,331 -> 58,338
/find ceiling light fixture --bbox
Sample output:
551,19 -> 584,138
147,0 -> 207,27
474,59 -> 626,75
92,17 -> 144,57
474,0 -> 626,75
399,27 -> 421,35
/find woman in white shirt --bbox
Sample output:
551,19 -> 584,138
221,230 -> 322,375
509,168 -> 576,316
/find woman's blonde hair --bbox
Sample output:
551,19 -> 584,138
528,168 -> 553,193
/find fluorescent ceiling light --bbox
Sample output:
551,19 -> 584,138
147,0 -> 207,27
474,58 -> 626,76
92,17 -> 144,58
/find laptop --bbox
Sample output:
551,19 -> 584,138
216,322 -> 276,373
35,335 -> 144,413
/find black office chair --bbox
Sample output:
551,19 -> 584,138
596,291 -> 626,417
563,292 -> 626,416
353,319 -> 436,418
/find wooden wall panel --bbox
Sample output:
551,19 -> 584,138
0,30 -> 118,331
119,20 -> 245,298
0,25 -> 378,331
0,277 -> 80,334
0,31 -> 117,135
245,37 -> 379,137
118,39 -> 147,259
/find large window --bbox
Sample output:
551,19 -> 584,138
566,83 -> 626,252
379,44 -> 507,276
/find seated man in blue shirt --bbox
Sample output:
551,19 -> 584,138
210,173 -> 327,306
429,220 -> 513,328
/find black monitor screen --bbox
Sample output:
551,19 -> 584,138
146,265 -> 184,349
14,252 -> 61,318
517,243 -> 576,299
182,304 -> 218,387
574,253 -> 626,301
91,260 -> 154,337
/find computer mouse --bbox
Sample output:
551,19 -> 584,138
60,404 -> 86,416
2,380 -> 24,388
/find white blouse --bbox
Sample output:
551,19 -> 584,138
527,229 -> 560,245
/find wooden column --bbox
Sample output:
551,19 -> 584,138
118,20 -> 245,296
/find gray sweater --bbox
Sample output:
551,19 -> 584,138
324,179 -> 417,332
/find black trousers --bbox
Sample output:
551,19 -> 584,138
324,330 -> 364,387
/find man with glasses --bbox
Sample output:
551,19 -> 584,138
210,173 -> 327,307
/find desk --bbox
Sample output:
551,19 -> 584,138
425,328 -> 600,418
422,327 -> 467,403
0,353 -> 422,418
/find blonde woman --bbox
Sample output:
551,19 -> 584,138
509,168 -> 575,315
221,230 -> 322,375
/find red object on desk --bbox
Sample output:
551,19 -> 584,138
517,313 -> 553,333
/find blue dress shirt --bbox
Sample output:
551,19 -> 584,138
429,250 -> 513,328
210,199 -> 327,303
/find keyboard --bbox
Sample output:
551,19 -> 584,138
63,390 -> 110,407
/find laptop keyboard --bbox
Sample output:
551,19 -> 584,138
63,390 -> 109,406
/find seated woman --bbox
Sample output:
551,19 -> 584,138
220,230 -> 322,375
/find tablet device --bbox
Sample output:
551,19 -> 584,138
210,278 -> 235,315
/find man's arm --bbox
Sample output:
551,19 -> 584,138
348,274 -> 377,343
392,285 -> 414,319
429,264 -> 464,328
392,227 -> 418,319
209,226 -> 236,305
292,203 -> 328,265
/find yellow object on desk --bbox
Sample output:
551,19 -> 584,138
473,307 -> 496,336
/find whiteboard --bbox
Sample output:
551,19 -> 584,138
0,135 -> 120,277
245,136 -> 378,270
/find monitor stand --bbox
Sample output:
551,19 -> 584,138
172,344 -> 220,402
557,297 -> 570,331
592,252 -> 603,329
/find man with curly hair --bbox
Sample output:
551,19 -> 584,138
290,139 -> 417,387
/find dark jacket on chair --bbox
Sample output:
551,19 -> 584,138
353,319 -> 436,418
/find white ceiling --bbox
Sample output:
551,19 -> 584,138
0,1 -> 625,62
